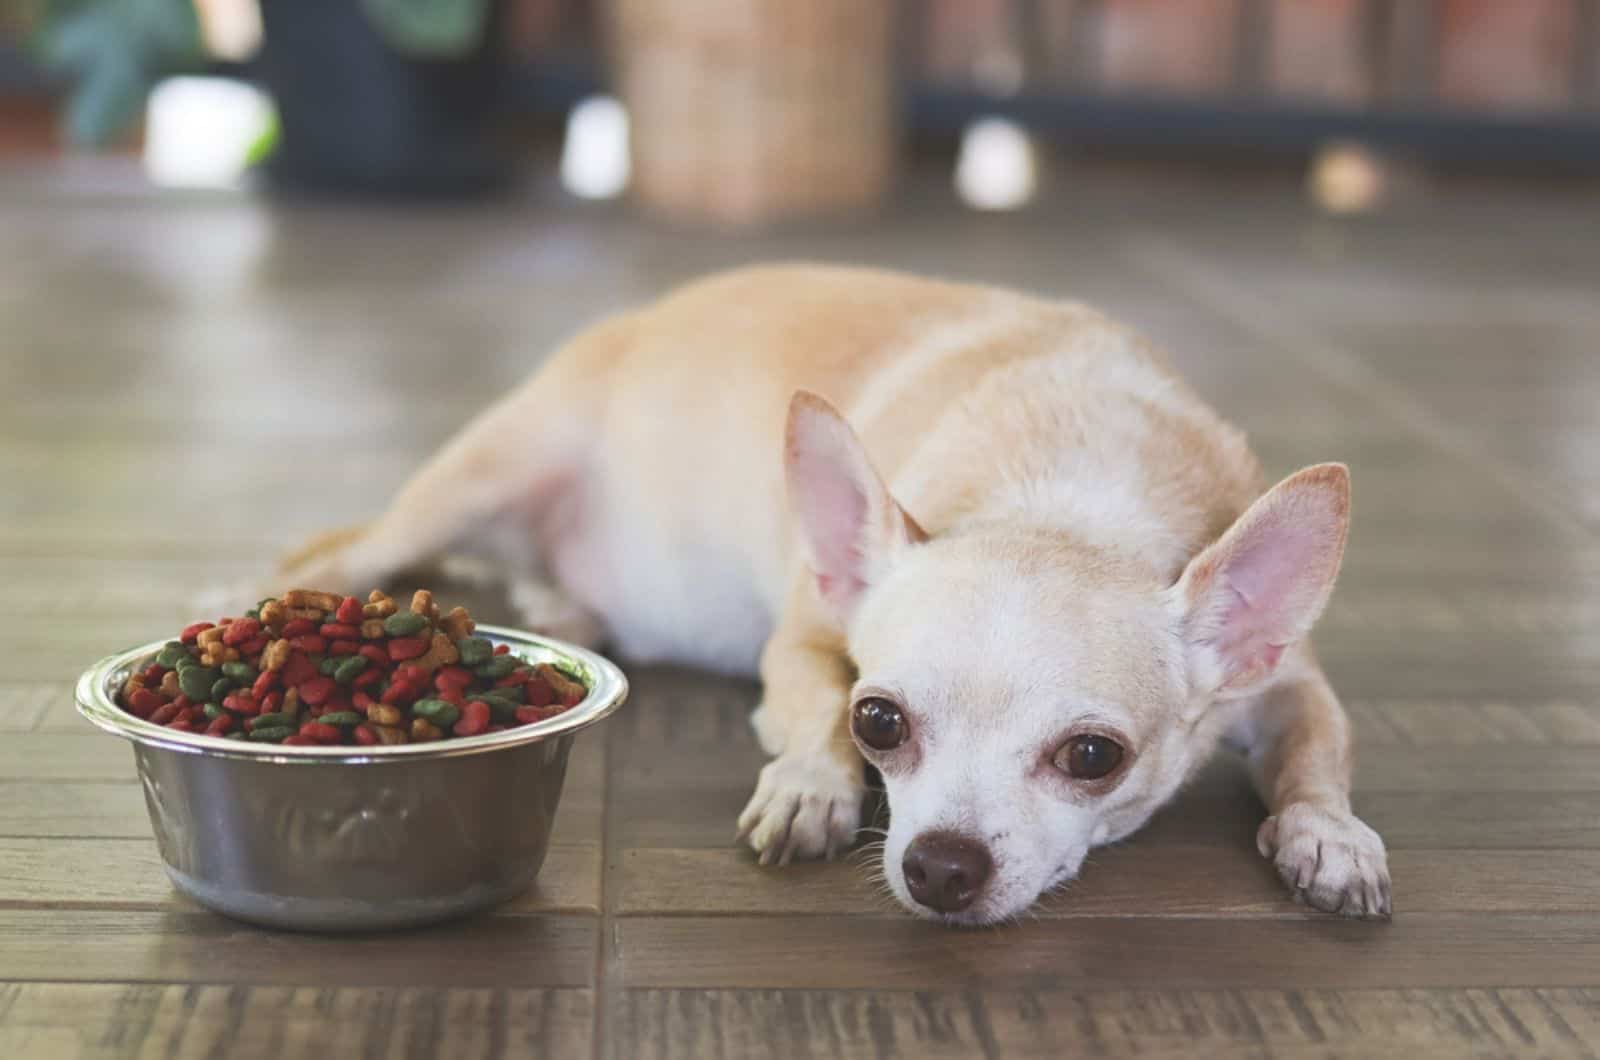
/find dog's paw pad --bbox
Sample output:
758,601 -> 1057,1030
1259,802 -> 1391,918
737,752 -> 863,865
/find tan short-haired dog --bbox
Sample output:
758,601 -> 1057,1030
273,265 -> 1390,924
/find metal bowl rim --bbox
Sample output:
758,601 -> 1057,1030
75,623 -> 628,764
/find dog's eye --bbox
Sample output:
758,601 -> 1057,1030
1056,734 -> 1124,780
852,697 -> 908,751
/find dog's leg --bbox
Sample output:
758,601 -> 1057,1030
250,326 -> 623,610
1237,654 -> 1390,918
737,614 -> 864,865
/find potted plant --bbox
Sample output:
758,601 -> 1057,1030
35,0 -> 512,197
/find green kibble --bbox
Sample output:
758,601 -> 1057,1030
318,656 -> 342,677
320,711 -> 362,727
474,656 -> 517,679
178,666 -> 219,701
412,699 -> 461,728
202,703 -> 227,720
210,677 -> 234,701
251,712 -> 290,729
221,661 -> 257,682
456,637 -> 493,666
244,608 -> 260,620
383,612 -> 430,637
246,727 -> 293,743
155,643 -> 189,668
480,695 -> 521,723
332,655 -> 368,685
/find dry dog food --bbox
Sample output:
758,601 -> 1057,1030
116,589 -> 589,746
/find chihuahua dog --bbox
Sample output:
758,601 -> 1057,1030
270,264 -> 1390,924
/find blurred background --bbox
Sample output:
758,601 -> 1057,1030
4,0 -> 1599,215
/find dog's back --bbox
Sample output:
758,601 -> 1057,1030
555,264 -> 1262,667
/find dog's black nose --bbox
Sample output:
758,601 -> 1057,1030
902,831 -> 992,913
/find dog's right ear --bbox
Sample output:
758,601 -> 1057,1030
784,390 -> 925,625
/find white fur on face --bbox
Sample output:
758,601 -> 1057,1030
848,533 -> 1201,925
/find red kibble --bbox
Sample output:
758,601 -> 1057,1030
222,617 -> 261,646
434,666 -> 473,693
352,691 -> 375,711
298,676 -> 337,706
329,640 -> 360,656
180,621 -> 214,644
140,663 -> 166,685
280,618 -> 317,638
299,721 -> 342,744
438,689 -> 465,708
129,688 -> 165,714
453,700 -> 491,737
336,596 -> 364,625
174,707 -> 199,726
493,643 -> 510,655
281,735 -> 313,746
251,670 -> 280,699
387,637 -> 428,661
205,714 -> 234,736
320,623 -> 361,640
222,692 -> 255,715
495,672 -> 527,688
149,703 -> 181,726
240,635 -> 268,656
282,653 -> 318,687
515,705 -> 563,726
380,681 -> 416,706
171,694 -> 194,711
256,691 -> 280,716
524,679 -> 554,708
560,687 -> 585,707
357,644 -> 388,665
352,667 -> 383,689
394,664 -> 427,685
352,724 -> 379,746
289,634 -> 327,654
167,720 -> 196,732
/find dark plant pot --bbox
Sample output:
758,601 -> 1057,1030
253,0 -> 512,199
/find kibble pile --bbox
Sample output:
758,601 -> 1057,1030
115,589 -> 588,746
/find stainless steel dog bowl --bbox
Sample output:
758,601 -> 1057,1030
76,625 -> 627,932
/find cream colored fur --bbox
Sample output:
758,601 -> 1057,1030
268,264 -> 1390,924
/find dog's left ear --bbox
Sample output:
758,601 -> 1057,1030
1172,463 -> 1350,698
784,390 -> 925,625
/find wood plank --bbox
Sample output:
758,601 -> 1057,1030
615,847 -> 1600,918
0,735 -> 137,782
0,782 -> 151,838
0,911 -> 597,988
615,915 -> 1600,991
0,837 -> 603,916
608,988 -> 1600,1060
0,686 -> 56,732
0,983 -> 594,1060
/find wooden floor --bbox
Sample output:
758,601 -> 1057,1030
2,160 -> 1599,1058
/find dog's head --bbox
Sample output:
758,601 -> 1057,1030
785,391 -> 1350,925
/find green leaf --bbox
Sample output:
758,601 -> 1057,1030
32,0 -> 203,146
360,0 -> 491,59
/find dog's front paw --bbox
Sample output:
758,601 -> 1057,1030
1258,802 -> 1391,918
736,752 -> 864,866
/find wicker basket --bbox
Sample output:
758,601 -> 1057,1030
608,0 -> 898,226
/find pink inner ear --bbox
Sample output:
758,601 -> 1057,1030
788,421 -> 876,611
1203,502 -> 1340,684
